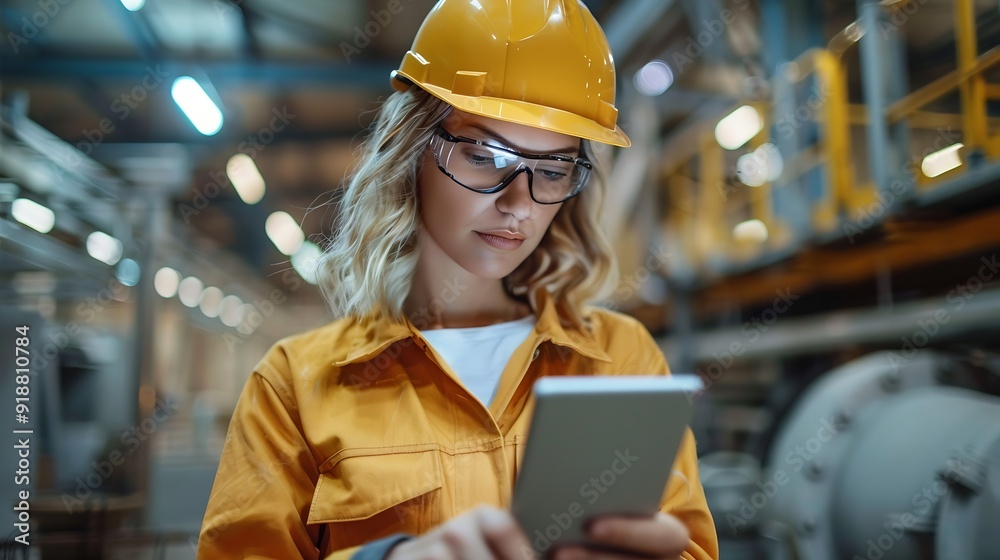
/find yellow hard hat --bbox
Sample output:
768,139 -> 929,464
390,0 -> 631,148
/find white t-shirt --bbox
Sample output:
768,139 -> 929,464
419,314 -> 536,407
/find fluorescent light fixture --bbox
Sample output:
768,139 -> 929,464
715,105 -> 763,150
227,154 -> 266,204
291,241 -> 322,285
12,198 -> 55,233
634,60 -> 674,96
178,276 -> 204,307
265,211 -> 305,256
120,0 -> 144,11
921,143 -> 964,178
733,219 -> 769,243
115,258 -> 141,287
86,231 -> 123,265
171,76 -> 224,136
199,286 -> 224,318
154,267 -> 181,298
219,295 -> 245,327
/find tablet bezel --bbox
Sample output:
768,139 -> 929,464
510,375 -> 702,556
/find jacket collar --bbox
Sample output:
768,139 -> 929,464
332,286 -> 612,367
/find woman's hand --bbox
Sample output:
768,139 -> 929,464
551,512 -> 689,560
385,505 -> 534,560
384,508 -> 689,560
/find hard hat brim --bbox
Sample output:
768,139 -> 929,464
392,71 -> 632,148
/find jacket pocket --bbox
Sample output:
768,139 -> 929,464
308,448 -> 445,549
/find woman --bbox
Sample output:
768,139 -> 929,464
197,1 -> 718,559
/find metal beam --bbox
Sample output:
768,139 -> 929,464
663,287 -> 1000,362
857,0 -> 912,204
760,0 -> 825,76
0,57 -> 394,89
0,219 -> 112,280
56,126 -> 364,146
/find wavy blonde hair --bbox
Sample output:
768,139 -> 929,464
316,87 -> 620,331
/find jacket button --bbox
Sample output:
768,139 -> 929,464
532,348 -> 540,360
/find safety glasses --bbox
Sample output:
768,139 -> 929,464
428,127 -> 593,205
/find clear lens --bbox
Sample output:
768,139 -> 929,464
432,132 -> 591,204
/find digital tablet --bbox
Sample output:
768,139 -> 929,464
511,375 -> 703,557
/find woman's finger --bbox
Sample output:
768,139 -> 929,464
475,506 -> 537,560
433,509 -> 496,559
583,512 -> 689,558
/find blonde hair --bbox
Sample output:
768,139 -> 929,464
316,87 -> 619,331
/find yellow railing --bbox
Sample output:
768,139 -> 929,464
662,50 -> 849,268
882,0 -> 1000,188
661,0 -> 1000,275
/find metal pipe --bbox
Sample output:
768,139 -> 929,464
663,286 -> 1000,362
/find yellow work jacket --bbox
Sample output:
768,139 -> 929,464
197,288 -> 719,559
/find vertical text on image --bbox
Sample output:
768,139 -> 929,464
12,325 -> 34,546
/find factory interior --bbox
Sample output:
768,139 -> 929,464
2,0 -> 1000,558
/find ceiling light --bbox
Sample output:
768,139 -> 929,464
219,295 -> 245,327
291,241 -> 322,285
199,286 -> 224,318
226,154 -> 266,204
154,267 -> 181,298
634,60 -> 674,96
178,276 -> 204,307
171,76 -> 223,136
733,219 -> 769,243
12,198 -> 55,233
265,211 -> 305,256
115,258 -> 141,287
86,231 -> 123,265
715,105 -> 763,150
921,143 -> 963,178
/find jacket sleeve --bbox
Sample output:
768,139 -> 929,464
196,358 -> 363,560
630,320 -> 720,560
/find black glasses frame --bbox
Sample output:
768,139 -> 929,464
429,127 -> 594,205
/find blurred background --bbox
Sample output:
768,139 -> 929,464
2,0 -> 1000,558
